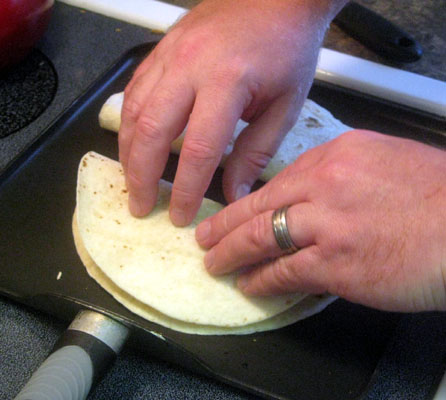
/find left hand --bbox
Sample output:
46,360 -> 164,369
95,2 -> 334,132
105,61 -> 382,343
196,130 -> 446,313
118,0 -> 346,226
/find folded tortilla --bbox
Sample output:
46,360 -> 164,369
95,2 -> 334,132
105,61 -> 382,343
73,94 -> 349,335
75,152 -> 336,334
73,211 -> 334,335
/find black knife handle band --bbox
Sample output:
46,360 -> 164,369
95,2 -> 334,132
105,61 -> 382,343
52,329 -> 117,385
334,2 -> 423,63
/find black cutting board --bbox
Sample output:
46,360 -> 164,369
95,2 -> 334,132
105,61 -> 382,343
1,43 -> 446,400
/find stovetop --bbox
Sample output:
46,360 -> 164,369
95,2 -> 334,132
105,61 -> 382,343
0,49 -> 57,138
0,2 -> 156,173
1,2 -> 446,400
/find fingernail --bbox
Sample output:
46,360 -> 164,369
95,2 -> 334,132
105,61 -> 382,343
170,208 -> 187,227
196,220 -> 211,245
235,183 -> 251,201
204,248 -> 215,271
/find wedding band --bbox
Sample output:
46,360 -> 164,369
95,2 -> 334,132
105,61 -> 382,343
272,206 -> 299,254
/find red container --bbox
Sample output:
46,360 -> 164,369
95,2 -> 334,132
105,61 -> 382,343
0,0 -> 54,70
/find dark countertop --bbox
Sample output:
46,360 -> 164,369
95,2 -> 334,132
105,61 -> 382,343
171,0 -> 446,82
1,1 -> 446,399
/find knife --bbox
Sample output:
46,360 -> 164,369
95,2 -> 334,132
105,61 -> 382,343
333,1 -> 423,62
14,310 -> 129,400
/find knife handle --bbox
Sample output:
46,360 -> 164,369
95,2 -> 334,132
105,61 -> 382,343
333,2 -> 423,63
14,310 -> 129,400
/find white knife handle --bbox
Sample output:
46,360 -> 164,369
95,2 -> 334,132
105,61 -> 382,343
14,345 -> 93,400
14,310 -> 129,400
58,0 -> 446,118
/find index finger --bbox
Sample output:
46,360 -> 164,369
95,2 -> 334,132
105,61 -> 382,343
195,167 -> 310,248
195,143 -> 328,247
126,76 -> 194,216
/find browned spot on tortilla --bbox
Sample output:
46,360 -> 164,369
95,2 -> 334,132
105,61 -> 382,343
115,219 -> 121,225
110,184 -> 114,188
305,117 -> 323,128
121,189 -> 128,194
82,160 -> 87,167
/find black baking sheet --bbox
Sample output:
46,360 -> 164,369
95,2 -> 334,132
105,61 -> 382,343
1,43 -> 446,400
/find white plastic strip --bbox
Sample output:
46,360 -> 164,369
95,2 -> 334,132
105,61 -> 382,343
432,370 -> 446,400
58,0 -> 187,32
316,48 -> 446,117
57,0 -> 446,118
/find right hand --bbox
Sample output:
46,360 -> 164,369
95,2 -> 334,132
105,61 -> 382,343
119,0 -> 347,226
197,130 -> 446,313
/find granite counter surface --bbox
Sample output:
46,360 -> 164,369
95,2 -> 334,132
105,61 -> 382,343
1,1 -> 446,399
170,0 -> 446,82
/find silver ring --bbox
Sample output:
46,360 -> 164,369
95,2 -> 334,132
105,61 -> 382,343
272,206 -> 299,254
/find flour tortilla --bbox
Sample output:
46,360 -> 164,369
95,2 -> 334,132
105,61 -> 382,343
76,152 -> 313,328
73,212 -> 335,335
99,92 -> 351,181
82,93 -> 347,334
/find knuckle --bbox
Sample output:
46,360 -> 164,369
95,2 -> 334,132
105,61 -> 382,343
248,214 -> 270,250
211,60 -> 250,89
171,184 -> 198,210
126,169 -> 146,194
155,86 -> 176,107
271,257 -> 296,288
172,34 -> 206,66
122,96 -> 142,121
243,149 -> 273,172
123,84 -> 132,100
181,138 -> 218,167
316,160 -> 351,187
136,115 -> 163,145
248,190 -> 267,217
248,184 -> 275,217
271,248 -> 324,292
220,207 -> 232,235
172,183 -> 195,199
174,41 -> 199,64
256,266 -> 272,293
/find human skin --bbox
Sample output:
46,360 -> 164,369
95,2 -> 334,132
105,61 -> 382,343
196,130 -> 446,313
119,0 -> 347,226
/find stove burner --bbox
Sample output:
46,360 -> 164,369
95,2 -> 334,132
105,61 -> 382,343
0,49 -> 57,138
